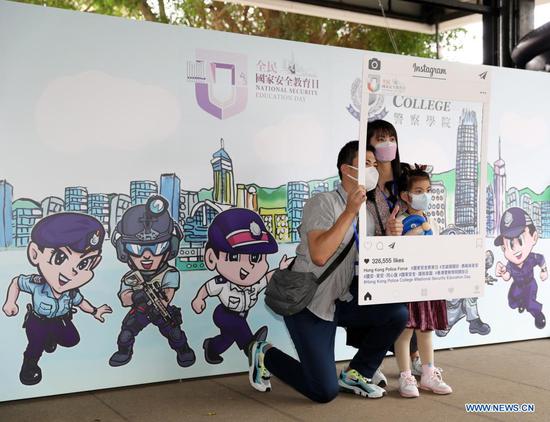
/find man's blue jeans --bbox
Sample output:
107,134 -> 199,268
264,300 -> 408,403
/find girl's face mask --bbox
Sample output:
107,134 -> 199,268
409,192 -> 432,211
345,165 -> 379,192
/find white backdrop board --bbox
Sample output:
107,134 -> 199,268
0,0 -> 549,402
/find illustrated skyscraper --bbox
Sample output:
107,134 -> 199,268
236,184 -> 257,210
211,138 -> 236,206
41,196 -> 64,217
160,173 -> 181,222
12,199 -> 42,247
0,180 -> 13,247
109,194 -> 131,236
493,137 -> 506,230
506,187 -> 519,208
287,181 -> 310,242
426,181 -> 447,230
521,193 -> 533,218
259,207 -> 290,242
65,186 -> 88,213
542,201 -> 550,238
88,193 -> 110,235
454,109 -> 479,234
179,189 -> 199,227
130,180 -> 158,206
532,202 -> 542,234
486,185 -> 495,236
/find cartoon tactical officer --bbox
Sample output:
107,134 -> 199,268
192,208 -> 291,364
2,213 -> 111,385
109,196 -> 196,367
495,208 -> 547,329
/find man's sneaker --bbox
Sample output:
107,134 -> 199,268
372,367 -> 387,387
411,356 -> 423,377
243,326 -> 269,357
398,373 -> 419,398
338,369 -> 386,399
248,341 -> 272,392
468,318 -> 491,335
420,367 -> 452,395
252,325 -> 268,343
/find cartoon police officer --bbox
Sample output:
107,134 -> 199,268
495,207 -> 547,329
191,208 -> 291,364
109,196 -> 196,367
2,213 -> 112,385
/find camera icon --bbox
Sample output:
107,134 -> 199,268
368,58 -> 381,71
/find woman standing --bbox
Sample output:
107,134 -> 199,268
347,120 -> 421,385
365,119 -> 403,237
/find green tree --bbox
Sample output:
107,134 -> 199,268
18,0 -> 463,58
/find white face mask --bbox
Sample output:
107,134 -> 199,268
409,192 -> 432,211
345,165 -> 379,192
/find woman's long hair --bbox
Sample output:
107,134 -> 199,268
366,120 -> 401,208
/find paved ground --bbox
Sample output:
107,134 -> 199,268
1,339 -> 548,422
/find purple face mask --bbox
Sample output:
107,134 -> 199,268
374,141 -> 397,162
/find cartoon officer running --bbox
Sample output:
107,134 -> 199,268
3,213 -> 111,385
192,208 -> 291,366
495,207 -> 547,329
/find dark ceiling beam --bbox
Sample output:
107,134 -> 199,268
436,10 -> 474,22
402,0 -> 494,15
291,0 -> 428,23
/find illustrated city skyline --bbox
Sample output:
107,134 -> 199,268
1,110 -> 549,271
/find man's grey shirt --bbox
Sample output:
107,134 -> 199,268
292,184 -> 375,321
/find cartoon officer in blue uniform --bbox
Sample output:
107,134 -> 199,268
191,208 -> 291,365
495,207 -> 547,329
2,213 -> 112,385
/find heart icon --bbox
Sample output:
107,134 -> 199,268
364,259 -> 370,264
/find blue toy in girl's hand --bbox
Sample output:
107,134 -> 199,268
402,214 -> 433,236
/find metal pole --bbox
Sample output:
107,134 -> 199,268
436,21 -> 440,59
483,0 -> 500,66
517,0 -> 534,40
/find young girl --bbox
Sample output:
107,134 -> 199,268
394,164 -> 452,398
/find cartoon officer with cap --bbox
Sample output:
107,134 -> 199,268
2,213 -> 111,385
192,208 -> 292,365
495,207 -> 547,329
109,195 -> 196,367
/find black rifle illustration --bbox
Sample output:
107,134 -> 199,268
127,273 -> 182,327
141,280 -> 177,325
